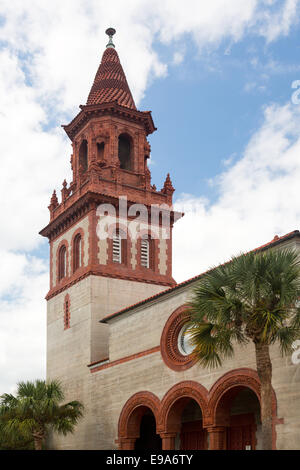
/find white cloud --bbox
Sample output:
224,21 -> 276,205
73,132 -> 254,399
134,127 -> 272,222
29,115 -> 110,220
0,0 -> 300,394
0,255 -> 47,394
173,101 -> 300,282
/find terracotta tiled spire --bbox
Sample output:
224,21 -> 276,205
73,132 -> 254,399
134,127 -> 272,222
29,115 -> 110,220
86,29 -> 136,110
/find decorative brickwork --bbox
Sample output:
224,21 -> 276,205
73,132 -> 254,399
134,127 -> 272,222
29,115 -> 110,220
160,305 -> 197,371
87,47 -> 136,110
117,369 -> 280,450
64,294 -> 70,330
55,239 -> 69,285
40,39 -> 179,295
70,227 -> 85,274
117,391 -> 161,450
159,381 -> 209,433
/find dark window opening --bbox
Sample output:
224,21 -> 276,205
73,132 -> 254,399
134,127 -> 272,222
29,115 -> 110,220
97,142 -> 105,160
79,140 -> 88,173
118,134 -> 132,170
58,246 -> 67,280
134,412 -> 162,451
73,234 -> 82,272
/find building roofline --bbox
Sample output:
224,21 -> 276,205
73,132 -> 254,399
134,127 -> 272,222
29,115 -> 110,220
100,229 -> 300,324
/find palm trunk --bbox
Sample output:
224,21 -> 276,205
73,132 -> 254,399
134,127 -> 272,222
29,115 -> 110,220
33,430 -> 44,450
34,437 -> 43,450
254,342 -> 273,450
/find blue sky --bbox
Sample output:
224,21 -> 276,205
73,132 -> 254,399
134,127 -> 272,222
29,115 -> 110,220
144,29 -> 300,196
1,0 -> 300,394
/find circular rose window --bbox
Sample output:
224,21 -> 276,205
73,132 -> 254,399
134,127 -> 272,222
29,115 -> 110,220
160,305 -> 196,371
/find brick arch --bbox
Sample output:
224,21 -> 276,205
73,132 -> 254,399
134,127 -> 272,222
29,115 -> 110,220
159,381 -> 209,433
160,305 -> 197,371
55,239 -> 69,285
207,368 -> 279,449
118,391 -> 161,446
70,227 -> 85,273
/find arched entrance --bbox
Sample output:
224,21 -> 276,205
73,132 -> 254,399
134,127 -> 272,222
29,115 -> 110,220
160,381 -> 209,450
118,392 -> 161,450
207,368 -> 277,450
177,398 -> 208,449
215,386 -> 261,450
134,410 -> 162,450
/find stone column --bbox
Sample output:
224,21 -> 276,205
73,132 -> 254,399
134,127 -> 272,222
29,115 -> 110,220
160,432 -> 177,450
118,437 -> 136,450
207,426 -> 227,450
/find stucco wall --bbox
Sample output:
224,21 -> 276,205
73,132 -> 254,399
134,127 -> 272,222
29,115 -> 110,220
47,237 -> 300,449
46,274 -> 166,449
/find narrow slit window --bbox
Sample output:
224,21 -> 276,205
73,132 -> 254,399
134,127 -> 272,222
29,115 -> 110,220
58,245 -> 67,280
64,297 -> 70,330
73,234 -> 82,272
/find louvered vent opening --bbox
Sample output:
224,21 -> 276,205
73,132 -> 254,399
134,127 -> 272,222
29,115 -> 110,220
113,234 -> 122,263
141,239 -> 149,268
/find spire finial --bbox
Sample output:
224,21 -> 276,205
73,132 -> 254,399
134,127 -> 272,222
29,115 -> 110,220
105,27 -> 116,49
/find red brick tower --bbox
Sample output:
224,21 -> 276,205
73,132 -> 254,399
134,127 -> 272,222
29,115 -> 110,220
40,28 -> 177,297
40,29 -> 179,408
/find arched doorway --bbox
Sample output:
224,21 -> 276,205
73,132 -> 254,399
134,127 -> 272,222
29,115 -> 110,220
134,409 -> 162,450
177,398 -> 208,450
160,382 -> 209,450
208,369 -> 278,450
118,391 -> 161,450
215,386 -> 261,450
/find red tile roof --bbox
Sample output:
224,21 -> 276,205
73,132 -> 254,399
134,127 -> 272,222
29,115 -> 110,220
86,47 -> 136,110
101,230 -> 300,323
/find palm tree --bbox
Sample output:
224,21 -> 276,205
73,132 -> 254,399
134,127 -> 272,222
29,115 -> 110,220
0,379 -> 84,450
187,248 -> 300,450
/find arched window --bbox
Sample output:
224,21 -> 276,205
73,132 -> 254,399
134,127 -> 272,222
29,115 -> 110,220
79,139 -> 88,173
73,234 -> 82,272
140,235 -> 154,269
58,245 -> 67,280
118,134 -> 132,170
112,229 -> 127,264
97,142 -> 105,160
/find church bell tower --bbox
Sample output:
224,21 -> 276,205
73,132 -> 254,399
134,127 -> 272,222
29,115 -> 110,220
40,28 -> 179,429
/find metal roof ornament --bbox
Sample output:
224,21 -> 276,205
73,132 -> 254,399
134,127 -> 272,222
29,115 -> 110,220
105,27 -> 116,49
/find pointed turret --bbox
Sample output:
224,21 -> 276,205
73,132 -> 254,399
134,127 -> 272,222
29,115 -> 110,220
63,28 -> 155,141
86,28 -> 136,110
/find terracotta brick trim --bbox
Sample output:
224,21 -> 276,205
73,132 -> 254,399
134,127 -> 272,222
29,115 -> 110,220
118,391 -> 161,441
159,381 -> 209,432
116,368 -> 281,450
88,346 -> 160,373
207,367 -> 280,449
46,270 -> 173,300
55,239 -> 69,285
64,294 -> 70,330
70,227 -> 85,274
160,305 -> 197,371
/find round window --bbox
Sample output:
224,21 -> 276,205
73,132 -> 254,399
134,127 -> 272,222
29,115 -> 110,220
177,324 -> 195,356
160,306 -> 197,371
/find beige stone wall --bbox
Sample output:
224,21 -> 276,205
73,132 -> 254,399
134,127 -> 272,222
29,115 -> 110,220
88,280 -> 300,450
46,273 -> 167,449
89,276 -> 166,364
52,216 -> 90,286
47,277 -> 92,449
47,236 -> 300,450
